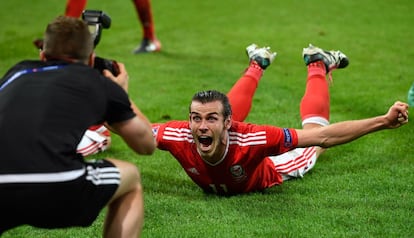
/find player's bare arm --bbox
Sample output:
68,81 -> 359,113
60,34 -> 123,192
295,101 -> 409,148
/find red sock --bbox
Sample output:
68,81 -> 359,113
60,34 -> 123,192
300,61 -> 330,122
132,0 -> 156,40
65,0 -> 87,18
227,62 -> 263,122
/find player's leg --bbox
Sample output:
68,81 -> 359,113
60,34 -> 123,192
270,62 -> 329,180
132,0 -> 156,41
271,44 -> 349,180
300,44 -> 349,156
132,0 -> 161,53
270,147 -> 318,181
227,44 -> 276,122
77,124 -> 111,156
65,0 -> 87,18
227,61 -> 263,122
103,158 -> 144,238
300,57 -> 331,157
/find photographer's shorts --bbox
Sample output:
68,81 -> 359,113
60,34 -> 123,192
0,159 -> 119,233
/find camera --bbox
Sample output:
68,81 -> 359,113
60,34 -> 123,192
82,10 -> 120,76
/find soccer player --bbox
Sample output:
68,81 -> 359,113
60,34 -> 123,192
151,44 -> 409,195
65,0 -> 161,53
0,16 -> 156,237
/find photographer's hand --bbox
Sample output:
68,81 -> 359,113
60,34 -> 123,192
103,62 -> 129,92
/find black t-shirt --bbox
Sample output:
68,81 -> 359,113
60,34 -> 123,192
0,60 -> 135,174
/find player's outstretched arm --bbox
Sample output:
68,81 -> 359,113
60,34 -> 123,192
296,101 -> 409,148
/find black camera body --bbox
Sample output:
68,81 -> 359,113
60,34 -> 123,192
82,10 -> 120,76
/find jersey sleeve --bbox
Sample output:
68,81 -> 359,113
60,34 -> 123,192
152,120 -> 191,151
267,126 -> 298,154
231,121 -> 298,156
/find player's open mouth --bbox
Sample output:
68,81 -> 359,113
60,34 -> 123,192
198,136 -> 212,147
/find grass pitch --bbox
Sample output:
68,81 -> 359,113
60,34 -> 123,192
1,0 -> 413,237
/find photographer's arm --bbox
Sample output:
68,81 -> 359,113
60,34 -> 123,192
103,63 -> 152,125
296,101 -> 409,148
103,62 -> 156,155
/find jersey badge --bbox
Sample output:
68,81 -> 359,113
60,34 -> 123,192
230,164 -> 246,182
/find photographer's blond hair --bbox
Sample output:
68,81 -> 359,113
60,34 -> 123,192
43,16 -> 94,63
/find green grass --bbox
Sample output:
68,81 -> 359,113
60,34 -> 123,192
1,0 -> 413,237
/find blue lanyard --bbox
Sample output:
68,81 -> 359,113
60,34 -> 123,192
0,65 -> 66,92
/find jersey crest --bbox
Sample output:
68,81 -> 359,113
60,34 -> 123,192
230,164 -> 247,182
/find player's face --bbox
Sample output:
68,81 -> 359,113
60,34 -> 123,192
189,100 -> 231,162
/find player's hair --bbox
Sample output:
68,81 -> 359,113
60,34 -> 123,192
190,90 -> 232,118
43,16 -> 94,63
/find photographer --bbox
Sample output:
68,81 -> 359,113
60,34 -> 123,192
0,15 -> 155,238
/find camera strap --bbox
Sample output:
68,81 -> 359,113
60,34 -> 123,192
0,65 -> 66,92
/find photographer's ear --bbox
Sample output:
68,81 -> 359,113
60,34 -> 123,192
39,51 -> 47,61
88,52 -> 96,67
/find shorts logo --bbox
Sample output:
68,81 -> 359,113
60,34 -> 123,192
283,128 -> 292,147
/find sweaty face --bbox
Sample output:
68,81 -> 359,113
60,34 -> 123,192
189,100 -> 231,163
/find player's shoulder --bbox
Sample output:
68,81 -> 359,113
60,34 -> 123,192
159,120 -> 190,131
154,120 -> 193,149
161,120 -> 187,126
229,120 -> 284,137
229,120 -> 265,131
152,120 -> 189,135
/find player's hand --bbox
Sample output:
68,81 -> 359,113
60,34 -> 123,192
385,101 -> 409,128
103,62 -> 129,92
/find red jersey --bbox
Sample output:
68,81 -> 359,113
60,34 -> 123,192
153,120 -> 298,195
